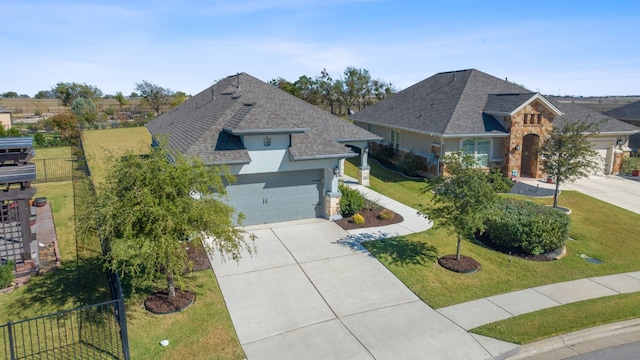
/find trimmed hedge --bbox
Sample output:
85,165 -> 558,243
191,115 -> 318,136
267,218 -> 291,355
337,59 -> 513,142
338,183 -> 364,217
484,199 -> 570,255
0,261 -> 14,289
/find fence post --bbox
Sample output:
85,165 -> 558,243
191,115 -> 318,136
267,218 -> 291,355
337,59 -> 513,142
43,159 -> 48,183
7,321 -> 15,360
117,295 -> 130,360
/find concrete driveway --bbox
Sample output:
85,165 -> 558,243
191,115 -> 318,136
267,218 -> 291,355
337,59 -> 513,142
521,175 -> 640,214
209,219 -> 496,360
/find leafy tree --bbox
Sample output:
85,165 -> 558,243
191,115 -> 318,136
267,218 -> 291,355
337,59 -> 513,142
77,143 -> 254,298
418,152 -> 500,261
114,91 -> 128,112
51,82 -> 103,107
539,119 -> 601,208
1,91 -> 18,98
341,67 -> 371,114
34,90 -> 54,99
129,91 -> 139,99
48,112 -> 81,145
70,98 -> 98,125
169,91 -> 188,108
317,69 -> 342,115
135,80 -> 173,114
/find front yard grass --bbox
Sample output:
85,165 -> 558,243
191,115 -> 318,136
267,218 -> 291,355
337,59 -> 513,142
345,159 -> 640,342
82,127 -> 244,360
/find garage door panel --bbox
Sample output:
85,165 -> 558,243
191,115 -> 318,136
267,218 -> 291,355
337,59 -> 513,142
228,170 -> 323,225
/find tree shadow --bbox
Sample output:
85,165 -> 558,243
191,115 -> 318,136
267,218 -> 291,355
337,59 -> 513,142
363,236 -> 438,267
14,255 -> 110,313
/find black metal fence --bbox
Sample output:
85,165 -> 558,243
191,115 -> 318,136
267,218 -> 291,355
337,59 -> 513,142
31,157 -> 76,183
1,297 -> 127,359
0,138 -> 130,359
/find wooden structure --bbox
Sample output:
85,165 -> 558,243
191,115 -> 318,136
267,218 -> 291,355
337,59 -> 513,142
0,137 -> 37,275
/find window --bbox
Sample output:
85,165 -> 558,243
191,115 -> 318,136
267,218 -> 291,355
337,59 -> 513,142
391,129 -> 401,151
524,113 -> 542,125
263,136 -> 271,147
462,138 -> 490,167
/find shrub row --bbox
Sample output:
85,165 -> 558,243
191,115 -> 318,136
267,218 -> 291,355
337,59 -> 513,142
483,198 -> 570,255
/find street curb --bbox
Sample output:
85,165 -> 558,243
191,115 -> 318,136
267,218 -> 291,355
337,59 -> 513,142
495,318 -> 640,359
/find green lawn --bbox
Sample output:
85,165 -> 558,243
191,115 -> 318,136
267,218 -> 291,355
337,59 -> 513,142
0,180 -> 110,323
346,158 -> 640,342
82,128 -> 244,360
33,146 -> 73,159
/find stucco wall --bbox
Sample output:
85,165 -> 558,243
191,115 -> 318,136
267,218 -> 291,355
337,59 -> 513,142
0,113 -> 10,129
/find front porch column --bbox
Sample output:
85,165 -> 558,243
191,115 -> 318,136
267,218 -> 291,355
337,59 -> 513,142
338,159 -> 345,176
358,146 -> 370,186
325,167 -> 342,220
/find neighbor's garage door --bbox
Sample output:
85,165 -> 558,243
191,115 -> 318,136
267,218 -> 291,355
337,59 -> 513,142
591,141 -> 611,175
226,170 -> 323,226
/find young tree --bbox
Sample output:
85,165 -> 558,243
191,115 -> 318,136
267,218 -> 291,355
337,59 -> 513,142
114,91 -> 128,112
135,80 -> 173,114
70,98 -> 98,125
418,152 -> 500,262
539,119 -> 601,208
48,112 -> 81,146
77,144 -> 254,298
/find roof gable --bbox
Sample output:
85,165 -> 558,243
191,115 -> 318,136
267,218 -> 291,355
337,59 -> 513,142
146,73 -> 381,165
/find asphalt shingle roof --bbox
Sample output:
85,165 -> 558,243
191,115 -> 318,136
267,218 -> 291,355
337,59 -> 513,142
350,69 -> 638,136
603,99 -> 640,121
146,73 -> 381,165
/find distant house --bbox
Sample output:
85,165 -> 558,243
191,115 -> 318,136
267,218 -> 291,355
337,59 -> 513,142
604,99 -> 640,152
0,107 -> 11,129
147,73 -> 380,226
350,69 -> 640,178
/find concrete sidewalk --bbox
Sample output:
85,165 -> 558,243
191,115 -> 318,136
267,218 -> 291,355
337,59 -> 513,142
438,272 -> 640,332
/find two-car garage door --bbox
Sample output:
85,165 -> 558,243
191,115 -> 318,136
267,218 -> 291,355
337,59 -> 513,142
226,169 -> 323,226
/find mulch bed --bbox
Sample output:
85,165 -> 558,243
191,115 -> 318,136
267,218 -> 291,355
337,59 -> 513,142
334,207 -> 404,231
438,254 -> 481,273
144,289 -> 196,314
185,242 -> 211,272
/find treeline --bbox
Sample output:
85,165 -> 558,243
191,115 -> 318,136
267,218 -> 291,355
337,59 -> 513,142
270,67 -> 396,115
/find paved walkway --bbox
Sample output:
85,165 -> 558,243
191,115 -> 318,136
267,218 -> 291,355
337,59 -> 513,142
207,174 -> 640,359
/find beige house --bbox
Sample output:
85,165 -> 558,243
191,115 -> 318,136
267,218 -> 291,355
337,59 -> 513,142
0,106 -> 11,130
350,69 -> 640,178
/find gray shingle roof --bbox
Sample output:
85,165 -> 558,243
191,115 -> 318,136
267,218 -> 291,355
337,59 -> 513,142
146,73 -> 381,165
603,99 -> 640,121
350,69 -> 639,136
553,101 -> 640,134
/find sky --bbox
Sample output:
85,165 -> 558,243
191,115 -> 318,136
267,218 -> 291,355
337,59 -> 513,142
1,0 -> 639,97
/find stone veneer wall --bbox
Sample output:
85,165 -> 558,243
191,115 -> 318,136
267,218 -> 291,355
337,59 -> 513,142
502,100 -> 555,179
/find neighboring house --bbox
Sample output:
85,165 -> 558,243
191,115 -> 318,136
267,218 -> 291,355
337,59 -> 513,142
0,106 -> 11,129
604,99 -> 640,152
350,69 -> 640,178
147,73 -> 381,226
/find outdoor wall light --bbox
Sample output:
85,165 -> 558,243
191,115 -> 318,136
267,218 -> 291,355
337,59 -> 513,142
616,139 -> 623,146
333,167 -> 339,175
514,145 -> 521,151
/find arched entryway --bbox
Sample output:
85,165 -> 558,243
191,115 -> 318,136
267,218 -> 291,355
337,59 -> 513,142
521,134 -> 540,178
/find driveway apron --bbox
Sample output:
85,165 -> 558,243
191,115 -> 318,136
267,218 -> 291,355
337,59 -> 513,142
209,219 -> 491,360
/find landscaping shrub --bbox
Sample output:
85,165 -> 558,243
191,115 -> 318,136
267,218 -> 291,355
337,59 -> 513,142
378,208 -> 395,220
398,150 -> 426,177
487,166 -> 514,193
372,143 -> 396,164
483,199 -> 570,255
0,261 -> 15,289
621,155 -> 640,175
363,196 -> 382,212
352,213 -> 365,225
338,183 -> 364,217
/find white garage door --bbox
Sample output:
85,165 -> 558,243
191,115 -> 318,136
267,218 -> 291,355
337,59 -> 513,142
591,141 -> 611,175
226,170 -> 323,226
